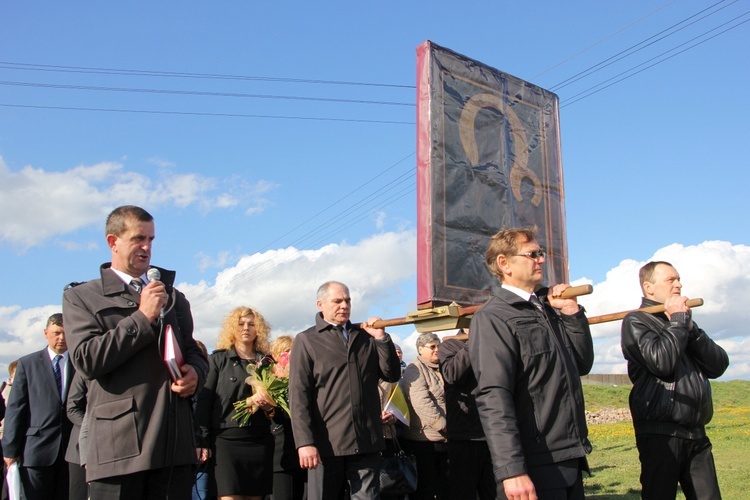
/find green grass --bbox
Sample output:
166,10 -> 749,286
582,380 -> 750,499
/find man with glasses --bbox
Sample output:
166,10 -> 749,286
468,227 -> 594,500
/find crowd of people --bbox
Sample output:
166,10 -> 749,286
0,208 -> 730,500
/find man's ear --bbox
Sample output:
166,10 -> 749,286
642,281 -> 653,297
106,233 -> 118,250
497,254 -> 510,276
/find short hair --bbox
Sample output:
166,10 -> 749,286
46,313 -> 63,328
216,306 -> 271,355
269,335 -> 293,362
105,205 -> 154,237
317,281 -> 349,301
8,360 -> 18,378
485,227 -> 538,281
415,332 -> 440,350
639,261 -> 674,291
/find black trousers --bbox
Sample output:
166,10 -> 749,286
636,434 -> 722,500
448,440 -> 496,500
306,452 -> 380,500
88,464 -> 193,500
402,440 -> 449,500
19,449 -> 69,500
68,462 -> 87,500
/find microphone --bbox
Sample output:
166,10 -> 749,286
146,268 -> 165,320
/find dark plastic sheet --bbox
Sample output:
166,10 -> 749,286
416,41 -> 568,307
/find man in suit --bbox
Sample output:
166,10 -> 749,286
62,205 -> 208,500
2,313 -> 74,499
468,228 -> 593,500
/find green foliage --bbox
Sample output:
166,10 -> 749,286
582,380 -> 750,499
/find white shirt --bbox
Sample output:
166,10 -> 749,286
111,268 -> 149,287
501,283 -> 535,302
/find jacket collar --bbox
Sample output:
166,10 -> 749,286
99,262 -> 176,296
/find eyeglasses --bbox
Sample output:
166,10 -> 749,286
512,250 -> 546,261
420,344 -> 440,350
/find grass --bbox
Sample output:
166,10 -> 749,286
582,380 -> 750,499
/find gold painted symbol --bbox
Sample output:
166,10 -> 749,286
459,93 -> 542,206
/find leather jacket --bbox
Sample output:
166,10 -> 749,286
621,298 -> 729,438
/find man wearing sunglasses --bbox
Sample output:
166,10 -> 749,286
468,227 -> 594,500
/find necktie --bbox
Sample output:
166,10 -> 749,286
130,278 -> 143,294
53,354 -> 63,397
529,294 -> 547,317
333,325 -> 349,343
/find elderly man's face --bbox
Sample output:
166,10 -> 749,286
317,283 -> 351,325
645,264 -> 683,303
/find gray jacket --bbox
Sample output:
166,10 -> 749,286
63,263 -> 208,481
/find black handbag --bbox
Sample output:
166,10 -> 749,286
379,437 -> 418,495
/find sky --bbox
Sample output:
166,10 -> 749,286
1,1 -> 748,381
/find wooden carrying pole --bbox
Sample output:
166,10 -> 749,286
362,284 -> 593,332
587,298 -> 704,325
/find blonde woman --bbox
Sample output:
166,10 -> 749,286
195,306 -> 274,500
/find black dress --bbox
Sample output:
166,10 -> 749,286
195,348 -> 274,497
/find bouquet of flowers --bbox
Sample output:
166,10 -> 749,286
232,353 -> 290,426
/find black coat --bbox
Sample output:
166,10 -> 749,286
289,313 -> 401,457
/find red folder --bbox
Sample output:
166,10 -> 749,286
163,324 -> 184,381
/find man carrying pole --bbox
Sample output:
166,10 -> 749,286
468,227 -> 593,500
621,261 -> 728,499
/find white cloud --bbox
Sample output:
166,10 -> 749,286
185,230 -> 417,350
1,237 -> 748,381
578,240 -> 750,380
0,157 -> 279,248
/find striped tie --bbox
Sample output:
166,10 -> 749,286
130,278 -> 143,294
53,354 -> 62,397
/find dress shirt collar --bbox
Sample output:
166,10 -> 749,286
111,268 -> 149,287
501,283 -> 536,301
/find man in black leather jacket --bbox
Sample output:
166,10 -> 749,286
621,261 -> 729,500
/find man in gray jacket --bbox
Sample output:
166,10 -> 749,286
63,205 -> 208,499
469,228 -> 593,500
289,281 -> 401,499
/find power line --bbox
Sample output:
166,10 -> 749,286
0,80 -> 414,107
549,0 -> 740,92
0,61 -> 415,89
531,0 -> 677,80
0,102 -> 415,125
561,13 -> 750,108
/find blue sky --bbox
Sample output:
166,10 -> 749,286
1,1 -> 748,379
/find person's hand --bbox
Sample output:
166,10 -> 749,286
298,445 -> 321,469
503,473 -> 538,500
196,447 -> 211,463
361,316 -> 386,340
382,411 -> 396,425
547,284 -> 580,316
139,281 -> 168,323
171,364 -> 198,397
251,393 -> 274,411
664,294 -> 689,317
3,457 -> 19,468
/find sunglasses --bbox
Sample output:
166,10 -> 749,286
513,250 -> 546,261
